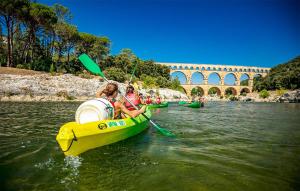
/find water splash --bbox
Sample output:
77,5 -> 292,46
60,156 -> 83,190
34,157 -> 55,170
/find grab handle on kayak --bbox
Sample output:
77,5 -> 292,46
61,130 -> 77,153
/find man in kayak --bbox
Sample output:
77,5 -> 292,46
96,83 -> 146,119
124,85 -> 142,110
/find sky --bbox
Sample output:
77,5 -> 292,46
38,0 -> 300,69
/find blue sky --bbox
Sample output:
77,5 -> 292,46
39,0 -> 299,69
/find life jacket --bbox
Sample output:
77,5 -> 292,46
156,97 -> 161,104
125,93 -> 141,110
146,97 -> 152,104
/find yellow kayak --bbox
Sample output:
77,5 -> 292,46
56,109 -> 152,156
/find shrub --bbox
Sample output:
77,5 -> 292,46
49,63 -> 56,75
104,67 -> 126,82
156,76 -> 171,88
229,95 -> 239,101
140,74 -> 157,88
16,64 -> 26,69
259,89 -> 270,99
56,90 -> 76,100
78,72 -> 93,79
276,88 -> 286,96
29,57 -> 52,71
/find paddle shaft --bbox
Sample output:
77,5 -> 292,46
129,61 -> 138,84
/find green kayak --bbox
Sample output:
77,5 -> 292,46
147,102 -> 168,109
178,101 -> 187,105
187,102 -> 201,108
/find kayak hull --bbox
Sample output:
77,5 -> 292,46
178,101 -> 187,105
147,102 -> 168,109
187,102 -> 201,108
56,109 -> 151,156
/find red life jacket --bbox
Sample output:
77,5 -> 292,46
146,97 -> 152,104
125,93 -> 141,110
156,97 -> 161,104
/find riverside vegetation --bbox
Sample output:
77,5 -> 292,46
0,0 -> 183,92
0,1 -> 299,100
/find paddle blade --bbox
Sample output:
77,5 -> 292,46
150,120 -> 176,137
79,54 -> 105,78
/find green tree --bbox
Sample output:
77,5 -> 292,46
225,88 -> 233,96
140,74 -> 157,88
191,87 -> 204,96
253,56 -> 300,91
0,25 -> 7,66
52,3 -> 72,23
54,22 -> 78,65
76,32 -> 110,63
170,78 -> 184,92
240,79 -> 249,86
0,0 -> 30,67
208,87 -> 219,95
22,3 -> 57,68
103,67 -> 126,82
156,76 -> 171,88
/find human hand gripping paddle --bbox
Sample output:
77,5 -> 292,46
78,53 -> 175,137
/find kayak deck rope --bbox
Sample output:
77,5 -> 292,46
62,129 -> 77,153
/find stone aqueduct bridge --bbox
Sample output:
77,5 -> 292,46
156,62 -> 271,96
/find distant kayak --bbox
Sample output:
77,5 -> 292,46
186,102 -> 201,108
146,102 -> 168,109
178,101 -> 187,105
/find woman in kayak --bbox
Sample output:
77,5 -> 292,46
96,83 -> 146,119
124,85 -> 142,110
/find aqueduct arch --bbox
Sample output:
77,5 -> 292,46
158,62 -> 270,96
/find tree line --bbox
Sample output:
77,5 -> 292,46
253,56 -> 300,91
0,0 -> 183,91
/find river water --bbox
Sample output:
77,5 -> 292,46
0,102 -> 300,191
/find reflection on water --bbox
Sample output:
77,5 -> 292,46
0,102 -> 300,191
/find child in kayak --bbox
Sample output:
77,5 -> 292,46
124,85 -> 142,111
96,83 -> 146,119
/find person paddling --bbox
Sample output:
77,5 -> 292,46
96,83 -> 146,119
124,85 -> 141,111
145,95 -> 152,104
156,96 -> 161,104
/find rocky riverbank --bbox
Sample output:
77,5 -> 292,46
204,89 -> 300,103
0,68 -> 188,102
0,68 -> 298,103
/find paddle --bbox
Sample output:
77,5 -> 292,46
129,60 -> 138,84
79,53 -> 175,137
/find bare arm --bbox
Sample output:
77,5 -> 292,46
116,102 -> 146,118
